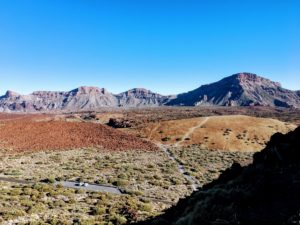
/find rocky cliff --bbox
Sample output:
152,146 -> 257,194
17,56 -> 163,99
116,88 -> 172,107
0,87 -> 168,112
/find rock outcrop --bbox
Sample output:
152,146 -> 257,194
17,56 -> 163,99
136,126 -> 300,225
116,88 -> 172,107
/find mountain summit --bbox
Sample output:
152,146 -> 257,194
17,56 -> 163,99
0,73 -> 299,112
167,73 -> 300,107
117,88 -> 172,107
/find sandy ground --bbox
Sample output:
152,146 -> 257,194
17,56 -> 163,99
139,115 -> 296,151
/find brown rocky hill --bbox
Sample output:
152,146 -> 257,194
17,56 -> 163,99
0,117 -> 158,153
136,126 -> 300,225
167,73 -> 300,108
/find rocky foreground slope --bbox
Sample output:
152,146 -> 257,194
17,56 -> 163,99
0,73 -> 299,112
136,126 -> 300,225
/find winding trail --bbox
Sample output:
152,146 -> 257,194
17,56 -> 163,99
174,117 -> 209,147
159,117 -> 209,191
159,144 -> 199,191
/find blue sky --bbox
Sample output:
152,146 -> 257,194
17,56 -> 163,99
0,0 -> 299,95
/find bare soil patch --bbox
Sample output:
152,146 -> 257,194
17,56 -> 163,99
138,115 -> 296,151
0,119 -> 157,153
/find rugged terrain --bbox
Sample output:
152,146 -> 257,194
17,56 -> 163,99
137,126 -> 300,225
167,73 -> 300,107
1,73 -> 299,112
0,107 -> 299,224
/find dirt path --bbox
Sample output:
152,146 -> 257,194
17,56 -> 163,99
174,117 -> 209,147
157,117 -> 209,191
158,144 -> 199,191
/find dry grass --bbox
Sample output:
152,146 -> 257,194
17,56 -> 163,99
138,115 -> 296,151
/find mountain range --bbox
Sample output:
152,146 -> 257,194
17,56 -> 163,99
1,72 -> 299,112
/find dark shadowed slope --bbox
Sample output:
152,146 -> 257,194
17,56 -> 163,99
167,73 -> 300,108
136,126 -> 300,225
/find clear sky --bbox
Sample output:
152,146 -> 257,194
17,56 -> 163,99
0,0 -> 299,95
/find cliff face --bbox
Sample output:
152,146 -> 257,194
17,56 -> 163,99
167,73 -> 300,108
137,126 -> 300,225
0,87 -> 173,112
116,88 -> 172,107
0,86 -> 119,112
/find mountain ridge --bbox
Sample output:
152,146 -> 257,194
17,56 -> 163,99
1,73 -> 299,112
166,72 -> 300,107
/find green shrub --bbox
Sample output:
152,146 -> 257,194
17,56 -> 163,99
161,137 -> 171,142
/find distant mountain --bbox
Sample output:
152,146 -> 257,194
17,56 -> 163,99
167,73 -> 300,108
136,126 -> 300,225
0,86 -> 170,112
0,73 -> 299,112
116,88 -> 173,107
0,86 -> 118,112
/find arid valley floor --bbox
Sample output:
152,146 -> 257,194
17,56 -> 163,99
0,106 -> 299,224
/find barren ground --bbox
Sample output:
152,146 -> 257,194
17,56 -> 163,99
136,115 -> 296,151
0,118 -> 157,153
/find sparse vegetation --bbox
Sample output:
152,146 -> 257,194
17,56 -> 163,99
0,108 -> 297,224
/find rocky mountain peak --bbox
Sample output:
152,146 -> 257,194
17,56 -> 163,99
235,72 -> 259,81
128,88 -> 151,94
124,88 -> 160,97
233,72 -> 282,88
4,90 -> 20,98
117,88 -> 168,107
167,73 -> 299,108
71,86 -> 107,95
